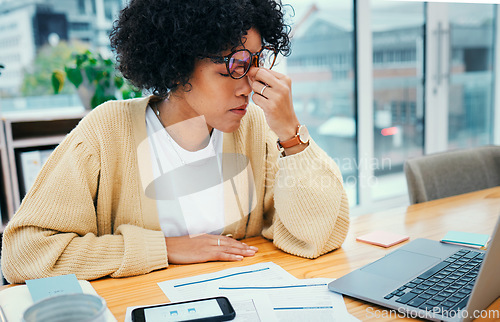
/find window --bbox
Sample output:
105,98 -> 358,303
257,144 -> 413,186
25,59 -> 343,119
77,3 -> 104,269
285,1 -> 357,205
447,4 -> 495,149
0,0 -> 497,214
371,0 -> 425,201
78,0 -> 86,14
70,22 -> 90,31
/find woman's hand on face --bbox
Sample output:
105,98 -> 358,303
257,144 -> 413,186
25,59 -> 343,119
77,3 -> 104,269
247,67 -> 300,142
165,234 -> 258,264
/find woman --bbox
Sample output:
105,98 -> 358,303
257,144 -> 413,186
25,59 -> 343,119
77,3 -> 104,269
1,0 -> 349,284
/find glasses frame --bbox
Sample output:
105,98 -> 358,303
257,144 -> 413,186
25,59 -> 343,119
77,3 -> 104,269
206,46 -> 277,79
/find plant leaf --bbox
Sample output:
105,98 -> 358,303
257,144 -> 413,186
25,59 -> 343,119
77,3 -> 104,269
91,87 -> 116,108
64,67 -> 83,88
84,66 -> 97,84
51,70 -> 65,94
94,68 -> 106,82
75,53 -> 88,68
122,88 -> 142,99
114,76 -> 124,89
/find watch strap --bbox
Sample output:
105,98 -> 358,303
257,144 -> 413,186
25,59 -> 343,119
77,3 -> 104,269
277,125 -> 302,149
278,135 -> 301,149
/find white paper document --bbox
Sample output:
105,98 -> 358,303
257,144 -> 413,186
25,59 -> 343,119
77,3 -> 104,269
216,278 -> 357,322
154,262 -> 296,321
228,296 -> 277,321
155,262 -> 360,322
157,262 -> 297,302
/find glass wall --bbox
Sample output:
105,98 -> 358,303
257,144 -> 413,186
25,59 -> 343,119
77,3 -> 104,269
447,4 -> 496,149
0,0 -> 498,212
284,1 -> 357,205
370,0 -> 425,201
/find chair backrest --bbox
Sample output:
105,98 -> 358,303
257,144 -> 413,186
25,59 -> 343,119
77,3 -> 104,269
404,145 -> 500,204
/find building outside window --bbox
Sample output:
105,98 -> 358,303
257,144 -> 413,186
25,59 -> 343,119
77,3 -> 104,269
285,1 -> 357,205
447,4 -> 496,150
0,0 -> 497,213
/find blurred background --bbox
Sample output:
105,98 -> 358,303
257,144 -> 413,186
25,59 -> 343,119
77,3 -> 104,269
0,0 -> 498,215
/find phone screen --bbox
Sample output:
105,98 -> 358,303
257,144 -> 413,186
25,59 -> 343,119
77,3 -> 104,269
143,299 -> 224,321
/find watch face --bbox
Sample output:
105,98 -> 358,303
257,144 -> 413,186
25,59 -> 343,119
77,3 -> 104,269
298,125 -> 310,144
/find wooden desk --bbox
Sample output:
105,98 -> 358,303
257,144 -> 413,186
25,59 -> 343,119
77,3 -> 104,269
3,188 -> 498,320
87,187 -> 500,321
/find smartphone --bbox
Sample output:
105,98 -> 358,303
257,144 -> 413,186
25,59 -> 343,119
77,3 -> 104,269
131,296 -> 236,322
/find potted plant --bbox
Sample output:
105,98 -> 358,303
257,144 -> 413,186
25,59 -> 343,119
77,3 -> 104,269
52,50 -> 141,109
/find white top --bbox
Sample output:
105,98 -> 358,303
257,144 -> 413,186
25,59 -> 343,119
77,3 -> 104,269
145,106 -> 225,237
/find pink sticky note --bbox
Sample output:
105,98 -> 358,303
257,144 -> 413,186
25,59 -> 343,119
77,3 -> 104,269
356,231 -> 410,248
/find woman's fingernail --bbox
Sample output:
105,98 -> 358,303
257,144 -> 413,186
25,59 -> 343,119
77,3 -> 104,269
250,246 -> 258,251
246,249 -> 255,254
236,255 -> 244,260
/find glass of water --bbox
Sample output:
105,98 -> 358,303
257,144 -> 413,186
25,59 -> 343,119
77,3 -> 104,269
23,293 -> 107,322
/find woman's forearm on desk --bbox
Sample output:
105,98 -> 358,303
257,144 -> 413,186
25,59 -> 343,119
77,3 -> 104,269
261,135 -> 350,259
1,223 -> 167,283
0,124 -> 168,283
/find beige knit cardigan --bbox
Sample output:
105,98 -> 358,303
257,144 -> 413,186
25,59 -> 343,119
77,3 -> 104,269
1,96 -> 349,284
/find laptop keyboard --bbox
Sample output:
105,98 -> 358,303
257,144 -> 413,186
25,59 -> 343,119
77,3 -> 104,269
384,249 -> 484,314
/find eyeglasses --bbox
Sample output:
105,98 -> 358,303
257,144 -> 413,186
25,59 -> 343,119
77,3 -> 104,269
206,46 -> 277,79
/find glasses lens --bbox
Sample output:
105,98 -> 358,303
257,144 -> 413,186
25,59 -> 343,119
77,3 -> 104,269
258,48 -> 276,69
228,50 -> 251,78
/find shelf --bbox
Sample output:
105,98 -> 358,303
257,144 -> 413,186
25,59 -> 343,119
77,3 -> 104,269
12,135 -> 67,149
0,112 -> 88,216
0,120 -> 14,224
8,118 -> 82,142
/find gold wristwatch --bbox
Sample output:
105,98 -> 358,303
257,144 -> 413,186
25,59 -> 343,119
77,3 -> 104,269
277,125 -> 310,150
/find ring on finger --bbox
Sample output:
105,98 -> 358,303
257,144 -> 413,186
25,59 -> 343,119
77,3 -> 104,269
260,84 -> 269,96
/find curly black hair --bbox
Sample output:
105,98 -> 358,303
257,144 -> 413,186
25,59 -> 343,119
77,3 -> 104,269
109,0 -> 291,98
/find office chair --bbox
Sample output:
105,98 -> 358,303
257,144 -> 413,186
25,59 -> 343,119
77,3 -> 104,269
404,145 -> 500,204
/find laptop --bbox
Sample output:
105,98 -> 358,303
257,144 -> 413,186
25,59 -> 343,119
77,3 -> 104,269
328,217 -> 500,322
